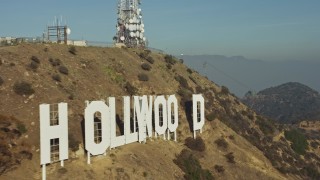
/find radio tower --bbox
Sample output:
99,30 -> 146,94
115,0 -> 147,48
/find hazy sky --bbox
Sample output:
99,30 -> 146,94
1,0 -> 320,61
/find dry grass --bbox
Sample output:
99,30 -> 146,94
0,44 -> 298,179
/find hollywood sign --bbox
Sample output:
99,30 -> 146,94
39,94 -> 205,179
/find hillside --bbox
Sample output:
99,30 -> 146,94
0,44 -> 319,179
242,82 -> 320,124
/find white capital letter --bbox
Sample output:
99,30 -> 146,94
167,95 -> 179,141
40,103 -> 68,165
85,101 -> 110,155
193,94 -> 205,138
154,96 -> 168,137
134,95 -> 153,143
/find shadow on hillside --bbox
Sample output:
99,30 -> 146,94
184,101 -> 193,132
125,109 -> 156,136
116,114 -> 124,135
80,116 -> 87,154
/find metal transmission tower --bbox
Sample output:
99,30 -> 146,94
115,0 -> 147,48
44,16 -> 71,44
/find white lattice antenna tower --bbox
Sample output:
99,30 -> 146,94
115,0 -> 147,48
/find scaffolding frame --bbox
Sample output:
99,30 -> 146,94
50,104 -> 59,126
50,138 -> 60,162
94,113 -> 102,144
47,25 -> 68,44
159,104 -> 164,126
197,102 -> 201,123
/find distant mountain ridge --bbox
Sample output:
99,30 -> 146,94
182,55 -> 320,97
242,82 -> 320,123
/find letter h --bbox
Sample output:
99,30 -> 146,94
40,103 -> 68,166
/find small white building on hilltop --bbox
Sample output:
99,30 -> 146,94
0,37 -> 17,45
67,40 -> 87,47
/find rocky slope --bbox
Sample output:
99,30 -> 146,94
0,44 -> 319,179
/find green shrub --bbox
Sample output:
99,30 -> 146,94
164,54 -> 177,65
206,112 -> 216,121
52,74 -> 61,82
139,50 -> 151,59
310,141 -> 319,149
124,82 -> 137,95
166,63 -> 172,70
174,149 -> 214,180
68,94 -> 74,100
17,123 -> 27,134
58,168 -> 68,174
220,86 -> 229,95
229,135 -> 235,140
69,46 -> 77,55
185,137 -> 206,152
256,118 -> 275,135
49,58 -> 61,66
215,138 -> 228,149
187,68 -> 193,74
13,81 -> 35,95
284,129 -> 308,155
214,165 -> 225,173
146,56 -> 154,64
247,113 -> 254,120
143,172 -> 148,177
19,150 -> 33,160
175,75 -> 189,89
141,63 -> 152,71
59,66 -> 69,75
195,86 -> 205,94
31,56 -> 40,63
139,52 -> 147,59
29,61 -> 39,70
138,73 -> 149,81
241,110 -> 248,116
225,152 -> 235,163
301,165 -> 320,179
103,66 -> 124,84
178,89 -> 192,102
144,49 -> 151,55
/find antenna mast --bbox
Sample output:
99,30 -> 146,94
115,0 -> 146,48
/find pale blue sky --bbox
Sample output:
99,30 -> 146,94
1,0 -> 320,61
